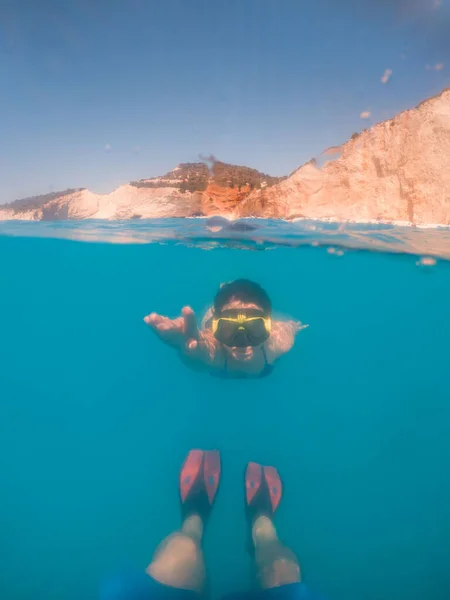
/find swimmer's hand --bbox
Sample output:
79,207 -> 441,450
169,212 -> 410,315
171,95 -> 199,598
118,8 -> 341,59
144,307 -> 218,363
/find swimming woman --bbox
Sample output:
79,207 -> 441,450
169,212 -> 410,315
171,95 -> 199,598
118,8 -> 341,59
144,279 -> 307,379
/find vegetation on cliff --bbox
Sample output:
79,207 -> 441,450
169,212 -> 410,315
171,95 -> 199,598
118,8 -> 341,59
1,189 -> 85,214
130,161 -> 285,193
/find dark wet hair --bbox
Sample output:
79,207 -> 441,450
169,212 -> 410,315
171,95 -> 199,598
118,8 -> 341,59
213,279 -> 272,315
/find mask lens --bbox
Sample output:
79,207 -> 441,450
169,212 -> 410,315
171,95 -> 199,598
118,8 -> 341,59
214,312 -> 270,347
243,318 -> 269,343
215,319 -> 238,345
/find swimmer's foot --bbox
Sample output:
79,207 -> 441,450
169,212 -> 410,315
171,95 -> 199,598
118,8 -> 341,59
179,449 -> 221,528
245,462 -> 282,553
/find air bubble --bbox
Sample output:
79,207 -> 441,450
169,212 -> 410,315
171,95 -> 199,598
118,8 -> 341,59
327,247 -> 344,256
416,256 -> 437,267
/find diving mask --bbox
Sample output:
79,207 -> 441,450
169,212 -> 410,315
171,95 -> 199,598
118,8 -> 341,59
211,309 -> 271,347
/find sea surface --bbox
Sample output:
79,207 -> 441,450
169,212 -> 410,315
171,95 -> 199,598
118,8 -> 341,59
1,218 -> 449,600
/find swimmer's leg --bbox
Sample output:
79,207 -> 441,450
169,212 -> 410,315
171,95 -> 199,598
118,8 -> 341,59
147,513 -> 206,593
246,463 -> 301,589
149,449 -> 221,593
101,522 -> 205,600
252,515 -> 301,589
101,450 -> 220,600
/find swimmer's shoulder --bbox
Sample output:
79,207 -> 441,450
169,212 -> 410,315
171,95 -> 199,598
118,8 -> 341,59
267,319 -> 308,358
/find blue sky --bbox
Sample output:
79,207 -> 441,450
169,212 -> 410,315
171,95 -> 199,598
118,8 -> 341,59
0,0 -> 448,201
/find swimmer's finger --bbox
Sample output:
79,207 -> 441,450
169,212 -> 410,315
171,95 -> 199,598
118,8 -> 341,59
145,315 -> 185,343
185,337 -> 209,356
185,331 -> 213,356
144,313 -> 172,329
186,339 -> 198,352
144,313 -> 162,327
182,306 -> 199,340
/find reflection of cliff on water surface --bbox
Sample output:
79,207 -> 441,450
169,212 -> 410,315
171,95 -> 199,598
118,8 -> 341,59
205,216 -> 260,233
1,218 -> 450,260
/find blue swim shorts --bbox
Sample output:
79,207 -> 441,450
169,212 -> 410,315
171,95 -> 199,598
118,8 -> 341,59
100,572 -> 324,600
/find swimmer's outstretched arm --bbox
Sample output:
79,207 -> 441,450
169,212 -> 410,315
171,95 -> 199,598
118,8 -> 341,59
144,306 -> 223,368
266,320 -> 308,359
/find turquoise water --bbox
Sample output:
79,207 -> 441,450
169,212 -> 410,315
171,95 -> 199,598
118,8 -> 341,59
1,220 -> 450,600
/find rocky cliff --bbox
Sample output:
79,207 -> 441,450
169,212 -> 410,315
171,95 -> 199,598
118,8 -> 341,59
0,162 -> 282,221
235,88 -> 450,225
1,88 -> 449,225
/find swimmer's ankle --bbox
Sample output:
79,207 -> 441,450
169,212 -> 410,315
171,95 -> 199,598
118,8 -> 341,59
181,514 -> 204,542
252,515 -> 278,545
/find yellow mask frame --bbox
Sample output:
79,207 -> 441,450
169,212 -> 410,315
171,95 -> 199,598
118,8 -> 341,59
211,313 -> 272,336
